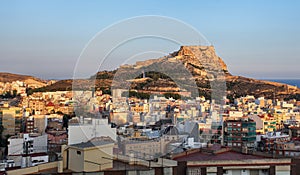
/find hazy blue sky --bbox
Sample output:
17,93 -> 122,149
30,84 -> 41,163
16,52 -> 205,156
0,0 -> 299,79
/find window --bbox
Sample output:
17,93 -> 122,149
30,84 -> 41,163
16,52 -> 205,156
77,150 -> 81,155
188,168 -> 201,175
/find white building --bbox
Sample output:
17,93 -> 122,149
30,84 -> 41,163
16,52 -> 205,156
281,101 -> 294,108
8,133 -> 48,156
27,153 -> 49,167
7,133 -> 48,167
68,118 -> 116,145
229,111 -> 243,118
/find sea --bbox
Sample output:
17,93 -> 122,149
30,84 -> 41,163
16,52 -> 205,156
265,79 -> 300,88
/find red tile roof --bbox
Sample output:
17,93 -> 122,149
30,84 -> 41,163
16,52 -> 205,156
46,102 -> 55,107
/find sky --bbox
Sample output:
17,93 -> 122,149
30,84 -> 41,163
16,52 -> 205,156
0,0 -> 299,80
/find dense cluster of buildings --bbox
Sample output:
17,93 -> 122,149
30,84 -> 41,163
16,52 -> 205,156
0,79 -> 50,97
0,85 -> 300,174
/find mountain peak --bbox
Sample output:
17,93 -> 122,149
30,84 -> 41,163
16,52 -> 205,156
172,45 -> 229,74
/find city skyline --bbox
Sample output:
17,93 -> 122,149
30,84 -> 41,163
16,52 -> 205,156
1,1 -> 300,174
0,0 -> 299,79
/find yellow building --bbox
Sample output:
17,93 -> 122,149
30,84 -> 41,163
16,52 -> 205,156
274,113 -> 287,130
263,119 -> 277,133
62,137 -> 114,172
122,131 -> 179,160
57,105 -> 74,115
45,102 -> 55,114
28,99 -> 45,115
0,107 -> 22,136
131,105 -> 149,113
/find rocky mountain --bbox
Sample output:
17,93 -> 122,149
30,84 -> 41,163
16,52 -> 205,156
18,46 -> 300,100
109,45 -> 299,100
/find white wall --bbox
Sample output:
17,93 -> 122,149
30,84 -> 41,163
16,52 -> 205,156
31,155 -> 49,166
224,170 -> 242,175
241,169 -> 250,175
68,118 -> 116,145
223,169 -> 262,175
8,134 -> 47,156
276,171 -> 290,175
32,135 -> 48,153
229,111 -> 243,118
8,138 -> 23,155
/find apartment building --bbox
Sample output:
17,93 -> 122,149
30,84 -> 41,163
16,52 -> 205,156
172,147 -> 292,175
28,99 -> 45,115
223,117 -> 256,149
0,106 -> 22,136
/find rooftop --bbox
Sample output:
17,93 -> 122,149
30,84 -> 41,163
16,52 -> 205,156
69,137 -> 114,149
290,126 -> 300,130
173,150 -> 266,162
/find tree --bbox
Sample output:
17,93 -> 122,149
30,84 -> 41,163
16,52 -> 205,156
26,88 -> 34,96
164,93 -> 181,100
62,114 -> 69,129
0,125 -> 4,147
56,111 -> 63,115
12,89 -> 17,97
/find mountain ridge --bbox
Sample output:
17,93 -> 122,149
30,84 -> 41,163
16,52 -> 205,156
0,72 -> 40,82
0,72 -> 49,89
1,46 -> 299,100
